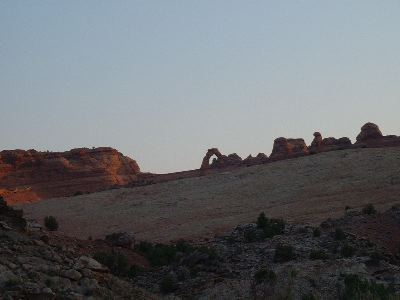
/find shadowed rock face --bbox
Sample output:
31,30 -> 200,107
355,122 -> 400,148
200,148 -> 224,169
270,137 -> 309,160
0,147 -> 140,204
356,122 -> 383,142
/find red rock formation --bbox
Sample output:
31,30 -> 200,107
355,122 -> 400,148
270,138 -> 309,161
309,132 -> 352,154
0,147 -> 140,204
243,153 -> 269,166
200,149 -> 243,170
356,123 -> 383,142
201,148 -> 224,169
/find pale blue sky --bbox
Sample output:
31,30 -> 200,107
1,1 -> 399,173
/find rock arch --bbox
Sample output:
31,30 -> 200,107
200,148 -> 223,169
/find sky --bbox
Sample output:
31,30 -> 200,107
1,1 -> 399,173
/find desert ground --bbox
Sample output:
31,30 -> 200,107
20,147 -> 400,242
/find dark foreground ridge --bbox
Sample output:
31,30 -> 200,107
2,195 -> 400,299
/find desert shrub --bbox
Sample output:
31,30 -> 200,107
341,244 -> 355,258
310,249 -> 329,260
302,293 -> 316,300
175,239 -> 194,253
334,228 -> 346,241
44,216 -> 58,231
254,268 -> 277,284
256,212 -> 285,238
257,212 -> 268,228
73,191 -> 83,196
160,274 -> 178,294
135,240 -> 218,267
345,206 -> 351,211
244,227 -> 262,242
367,251 -> 383,266
197,245 -> 219,260
93,251 -> 139,278
342,274 -> 395,300
274,244 -> 296,262
362,203 -> 377,215
313,227 -> 321,237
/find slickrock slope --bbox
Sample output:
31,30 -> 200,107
0,197 -> 154,299
21,147 -> 400,242
0,147 -> 140,204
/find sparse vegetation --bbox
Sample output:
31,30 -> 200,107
313,227 -> 321,237
256,212 -> 286,238
341,244 -> 355,258
302,293 -> 317,300
342,274 -> 395,300
93,251 -> 141,278
334,228 -> 346,240
274,244 -> 295,262
44,216 -> 58,231
362,203 -> 377,215
367,251 -> 383,266
254,268 -> 277,284
310,249 -> 329,260
134,240 -> 219,267
160,274 -> 178,294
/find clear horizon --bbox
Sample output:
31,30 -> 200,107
1,1 -> 399,173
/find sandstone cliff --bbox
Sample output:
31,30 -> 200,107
0,147 -> 140,204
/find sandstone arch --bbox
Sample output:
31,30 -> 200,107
200,148 -> 223,169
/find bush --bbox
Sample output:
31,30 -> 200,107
302,293 -> 316,300
135,240 -> 218,267
362,204 -> 377,215
313,227 -> 321,237
256,212 -> 286,238
334,228 -> 346,241
160,274 -> 177,294
367,251 -> 383,266
274,244 -> 295,262
93,251 -> 140,278
257,212 -> 268,229
343,274 -> 395,300
254,268 -> 277,284
44,216 -> 58,231
341,244 -> 355,258
310,249 -> 329,260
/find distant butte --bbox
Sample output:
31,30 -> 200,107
1,122 -> 400,204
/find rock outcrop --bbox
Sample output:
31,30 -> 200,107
200,148 -> 243,170
243,153 -> 269,166
270,138 -> 309,161
356,122 -> 383,142
0,198 -> 153,299
0,147 -> 140,204
356,122 -> 400,148
309,132 -> 352,154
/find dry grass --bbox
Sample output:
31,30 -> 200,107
20,147 -> 400,242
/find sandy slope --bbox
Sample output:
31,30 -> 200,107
20,147 -> 400,242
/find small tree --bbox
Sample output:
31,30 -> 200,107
257,212 -> 268,229
44,216 -> 58,231
334,228 -> 346,241
362,204 -> 377,215
313,227 -> 321,237
274,244 -> 295,262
